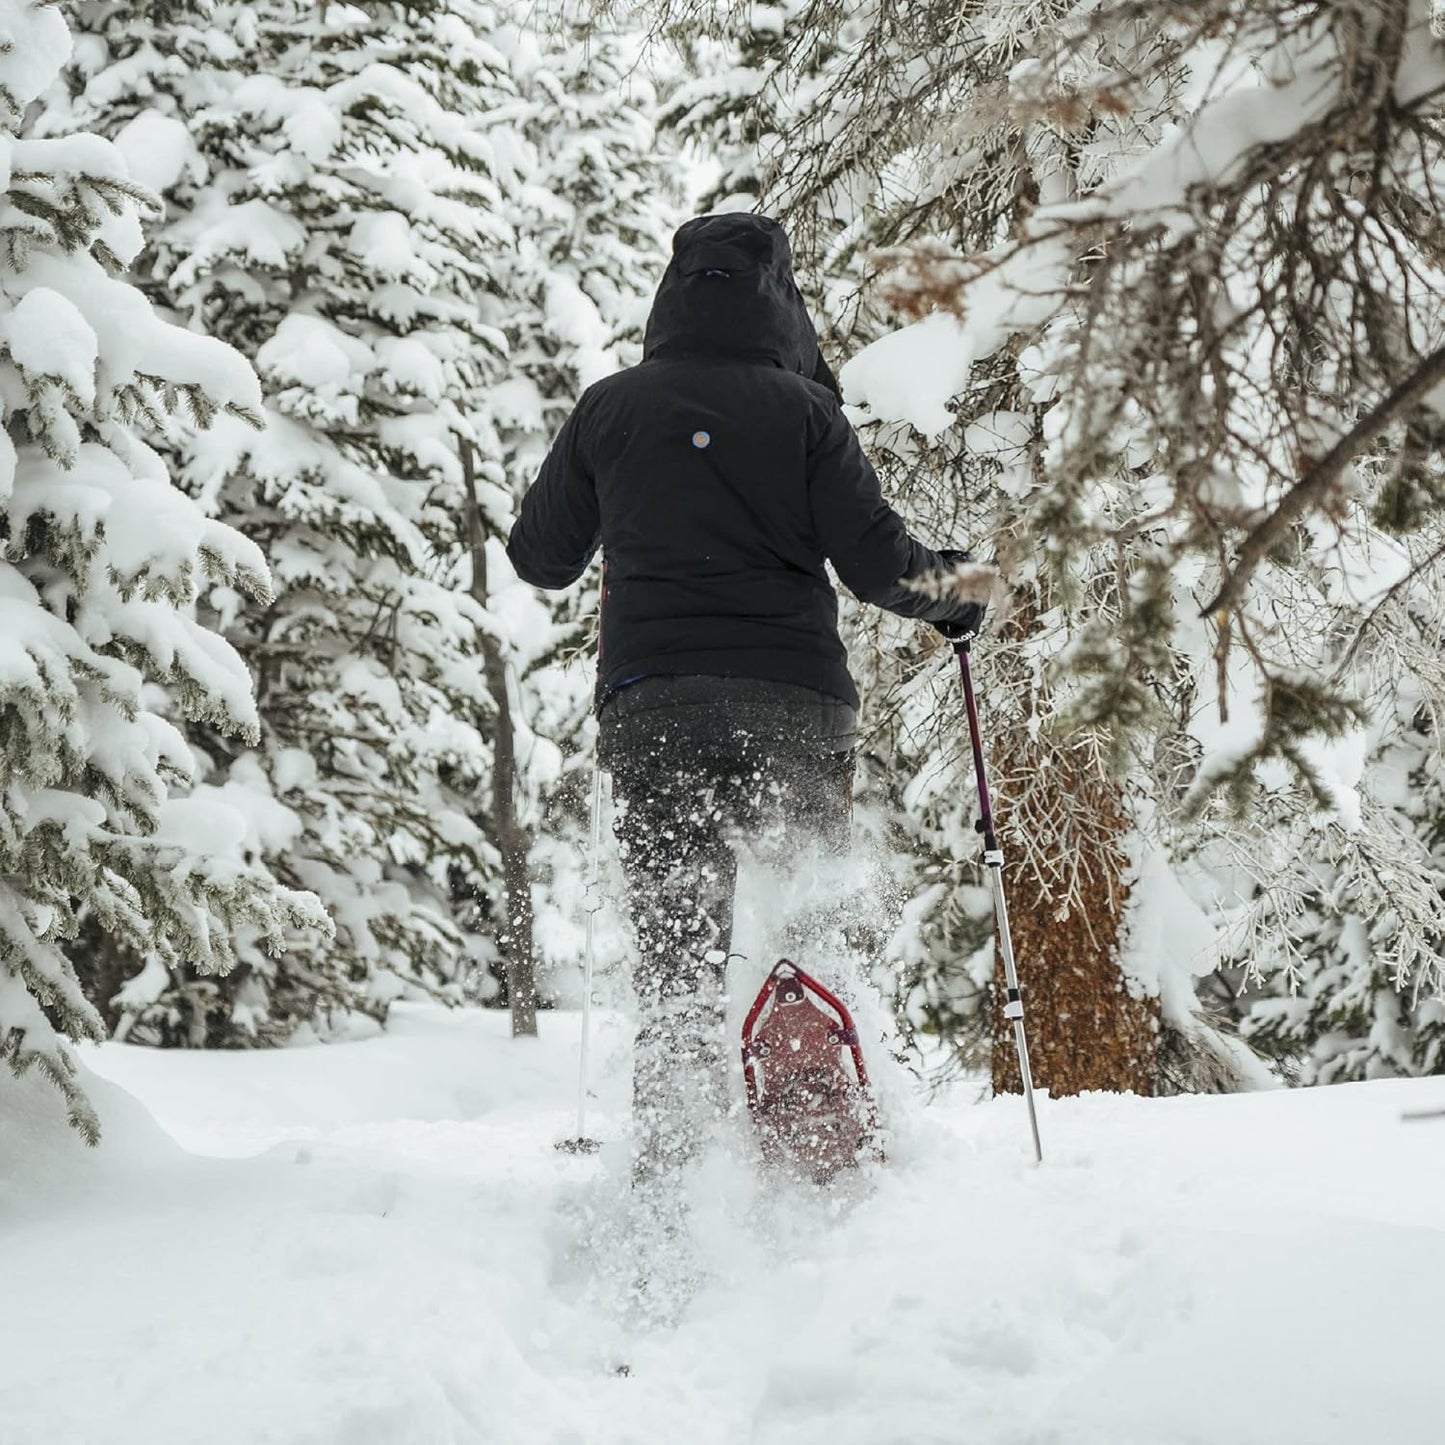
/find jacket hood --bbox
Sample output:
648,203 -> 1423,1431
642,213 -> 841,398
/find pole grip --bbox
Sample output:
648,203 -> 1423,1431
955,641 -> 997,850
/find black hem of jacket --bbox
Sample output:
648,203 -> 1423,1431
597,653 -> 859,711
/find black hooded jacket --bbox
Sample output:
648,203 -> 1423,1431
505,214 -> 972,709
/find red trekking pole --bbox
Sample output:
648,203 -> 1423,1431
955,639 -> 1043,1163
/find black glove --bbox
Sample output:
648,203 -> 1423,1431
935,606 -> 987,643
932,549 -> 988,643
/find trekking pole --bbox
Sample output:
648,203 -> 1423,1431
557,762 -> 604,1155
955,639 -> 1043,1164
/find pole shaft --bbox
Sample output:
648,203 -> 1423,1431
985,862 -> 1043,1163
576,763 -> 603,1141
956,642 -> 1043,1164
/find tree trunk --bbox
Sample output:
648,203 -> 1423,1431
462,440 -> 538,1038
990,740 -> 1157,1097
977,126 -> 1155,1096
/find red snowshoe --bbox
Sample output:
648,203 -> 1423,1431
741,960 -> 880,1182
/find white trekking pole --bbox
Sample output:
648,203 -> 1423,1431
558,761 -> 604,1154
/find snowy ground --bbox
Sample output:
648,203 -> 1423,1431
3,1003 -> 1444,1445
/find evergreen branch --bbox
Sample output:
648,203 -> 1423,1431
1202,343 -> 1445,618
1334,533 -> 1445,675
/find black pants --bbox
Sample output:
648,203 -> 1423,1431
598,676 -> 856,1184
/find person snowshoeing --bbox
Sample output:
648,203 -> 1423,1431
506,213 -> 983,1194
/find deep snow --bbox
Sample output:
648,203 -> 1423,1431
3,1003 -> 1444,1445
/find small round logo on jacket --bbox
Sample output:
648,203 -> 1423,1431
692,430 -> 711,449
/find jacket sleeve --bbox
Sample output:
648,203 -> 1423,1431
505,396 -> 601,589
806,399 -> 971,624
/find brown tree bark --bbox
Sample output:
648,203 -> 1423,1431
990,741 -> 1157,1097
974,118 -> 1155,1096
462,440 -> 538,1038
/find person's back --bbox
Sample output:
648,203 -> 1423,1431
560,356 -> 851,702
506,212 -> 980,1208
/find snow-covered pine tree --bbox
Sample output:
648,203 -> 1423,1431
706,0 -> 1445,1088
1,0 -> 322,1133
1236,537 -> 1445,1081
52,0 -> 514,1043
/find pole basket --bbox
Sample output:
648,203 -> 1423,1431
741,959 -> 881,1182
554,1136 -> 601,1155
